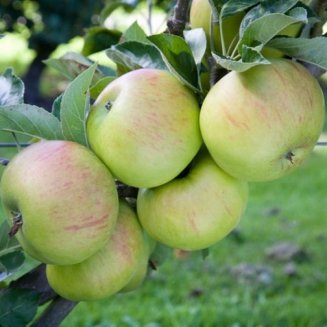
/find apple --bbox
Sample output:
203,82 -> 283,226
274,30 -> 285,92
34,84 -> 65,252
46,200 -> 146,301
190,0 -> 243,54
137,150 -> 248,251
200,59 -> 325,182
0,140 -> 119,265
86,68 -> 202,188
120,232 -> 155,293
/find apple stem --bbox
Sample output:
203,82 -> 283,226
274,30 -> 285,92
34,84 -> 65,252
8,212 -> 23,238
0,157 -> 10,166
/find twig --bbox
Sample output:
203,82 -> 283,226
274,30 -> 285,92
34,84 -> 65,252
31,297 -> 78,327
166,0 -> 191,36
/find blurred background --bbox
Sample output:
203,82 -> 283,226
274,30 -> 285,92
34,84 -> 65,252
1,1 -> 327,326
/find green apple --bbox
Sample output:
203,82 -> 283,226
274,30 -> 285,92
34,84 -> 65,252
137,151 -> 248,251
120,232 -> 155,293
190,0 -> 243,54
86,68 -> 202,188
0,140 -> 119,265
46,200 -> 146,301
200,59 -> 325,182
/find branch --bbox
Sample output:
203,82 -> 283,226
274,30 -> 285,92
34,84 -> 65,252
31,297 -> 78,327
166,0 -> 191,36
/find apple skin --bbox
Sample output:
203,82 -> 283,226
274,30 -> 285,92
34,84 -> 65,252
86,69 -> 202,188
0,140 -> 119,265
46,200 -> 146,301
120,232 -> 155,293
200,59 -> 325,182
137,151 -> 248,251
190,0 -> 243,54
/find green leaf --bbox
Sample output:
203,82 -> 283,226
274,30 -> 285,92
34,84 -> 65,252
0,105 -> 64,139
240,0 -> 301,34
60,63 -> 97,146
0,69 -> 24,106
149,243 -> 172,269
122,21 -> 149,43
201,248 -> 210,260
106,41 -> 167,72
44,52 -> 115,81
82,26 -> 122,56
220,0 -> 259,19
184,28 -> 207,67
148,34 -> 200,92
267,37 -> 327,70
90,76 -> 116,100
0,288 -> 39,327
0,221 -> 21,258
239,8 -> 308,52
51,94 -> 63,120
0,252 -> 25,281
212,51 -> 270,72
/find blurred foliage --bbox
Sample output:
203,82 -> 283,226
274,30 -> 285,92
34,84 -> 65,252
0,0 -> 174,49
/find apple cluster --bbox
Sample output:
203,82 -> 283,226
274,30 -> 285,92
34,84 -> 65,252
0,58 -> 324,301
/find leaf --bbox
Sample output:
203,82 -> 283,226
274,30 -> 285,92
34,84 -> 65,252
267,36 -> 327,70
0,288 -> 39,327
82,26 -> 122,56
122,21 -> 149,44
184,28 -> 207,67
240,0 -> 301,34
106,41 -> 167,72
90,76 -> 116,100
44,52 -> 115,81
60,63 -> 97,146
212,52 -> 270,72
149,243 -> 172,269
201,248 -> 210,260
0,69 -> 24,106
0,252 -> 25,281
220,0 -> 259,19
0,221 -> 21,258
51,94 -> 63,120
239,8 -> 308,52
148,34 -> 200,92
0,104 -> 64,140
